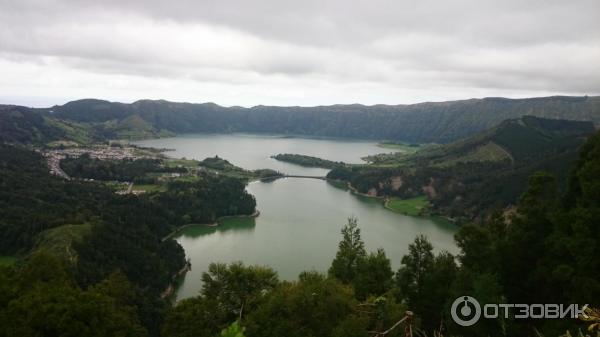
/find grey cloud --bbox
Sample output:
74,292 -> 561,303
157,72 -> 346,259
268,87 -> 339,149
0,0 -> 598,106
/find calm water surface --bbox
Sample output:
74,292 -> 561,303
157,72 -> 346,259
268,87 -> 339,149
135,133 -> 398,176
135,134 -> 458,301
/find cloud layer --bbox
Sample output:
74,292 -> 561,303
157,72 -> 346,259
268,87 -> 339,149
1,0 -> 599,107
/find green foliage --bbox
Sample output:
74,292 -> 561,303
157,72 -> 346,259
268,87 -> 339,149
271,153 -> 345,169
74,220 -> 185,296
0,144 -> 116,253
0,144 -> 259,336
454,223 -> 494,272
202,262 -> 279,321
329,220 -> 394,300
0,256 -> 17,267
0,252 -> 148,337
199,156 -> 243,171
161,297 -> 228,337
328,116 -> 594,221
158,174 -> 256,223
353,248 -> 394,299
45,117 -> 101,144
442,131 -> 600,335
61,154 -> 185,182
396,235 -> 434,308
394,235 -> 460,332
377,141 -> 421,151
0,105 -> 66,144
245,273 -> 357,337
329,217 -> 366,283
385,196 -> 429,216
219,322 -> 246,337
198,156 -> 283,180
51,96 -> 600,144
162,262 -> 278,337
3,115 -> 600,337
32,224 -> 91,263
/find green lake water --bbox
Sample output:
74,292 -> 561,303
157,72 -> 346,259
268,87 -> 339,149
135,134 -> 458,301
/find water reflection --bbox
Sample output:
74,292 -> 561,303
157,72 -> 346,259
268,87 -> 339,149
179,217 -> 256,238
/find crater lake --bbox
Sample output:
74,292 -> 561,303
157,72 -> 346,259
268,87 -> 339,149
134,134 -> 458,300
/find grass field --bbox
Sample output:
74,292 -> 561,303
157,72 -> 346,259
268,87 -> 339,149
133,183 -> 167,192
385,196 -> 429,216
34,224 -> 92,263
0,256 -> 18,266
173,175 -> 202,183
104,181 -> 129,192
166,158 -> 199,168
377,142 -> 420,152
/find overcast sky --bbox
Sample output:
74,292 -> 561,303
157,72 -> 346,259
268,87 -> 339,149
1,0 -> 599,107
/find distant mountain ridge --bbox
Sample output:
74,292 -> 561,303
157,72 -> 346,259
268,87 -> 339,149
2,95 -> 599,145
44,95 -> 600,143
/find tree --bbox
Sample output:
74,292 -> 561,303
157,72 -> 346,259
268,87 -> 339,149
0,255 -> 147,337
245,273 -> 357,337
419,251 -> 458,333
329,217 -> 366,283
353,248 -> 393,299
201,262 -> 279,321
219,321 -> 246,337
501,172 -> 559,304
454,223 -> 494,272
161,297 -> 227,337
395,235 -> 434,326
396,235 -> 434,302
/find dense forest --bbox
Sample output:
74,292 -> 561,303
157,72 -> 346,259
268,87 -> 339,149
271,153 -> 345,169
0,144 -> 256,336
198,156 -> 283,180
48,96 -> 600,143
2,95 -> 600,145
61,154 -> 186,183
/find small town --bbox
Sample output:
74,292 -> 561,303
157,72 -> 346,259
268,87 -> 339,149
42,144 -> 162,185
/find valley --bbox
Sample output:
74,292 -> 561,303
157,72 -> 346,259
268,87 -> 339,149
1,96 -> 599,337
131,134 -> 458,300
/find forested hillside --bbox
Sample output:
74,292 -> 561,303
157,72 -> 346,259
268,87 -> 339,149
0,144 -> 257,336
328,116 -> 596,221
1,95 -> 594,144
0,105 -> 65,144
50,96 -> 600,143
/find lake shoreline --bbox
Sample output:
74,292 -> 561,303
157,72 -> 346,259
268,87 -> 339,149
161,210 -> 261,242
137,134 -> 458,301
339,181 -> 458,224
160,210 -> 261,302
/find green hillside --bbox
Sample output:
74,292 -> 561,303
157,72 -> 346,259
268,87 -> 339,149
0,105 -> 66,144
33,224 -> 92,263
3,95 -> 600,145
271,153 -> 345,169
46,95 -> 600,144
328,116 -> 596,221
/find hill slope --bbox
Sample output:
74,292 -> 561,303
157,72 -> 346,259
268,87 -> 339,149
46,95 -> 600,144
0,105 -> 66,144
327,116 -> 597,221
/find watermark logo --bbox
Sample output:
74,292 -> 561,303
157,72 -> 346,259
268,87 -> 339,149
450,296 -> 589,327
451,296 -> 481,326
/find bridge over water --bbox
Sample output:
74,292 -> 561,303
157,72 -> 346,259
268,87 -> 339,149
259,174 -> 328,181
